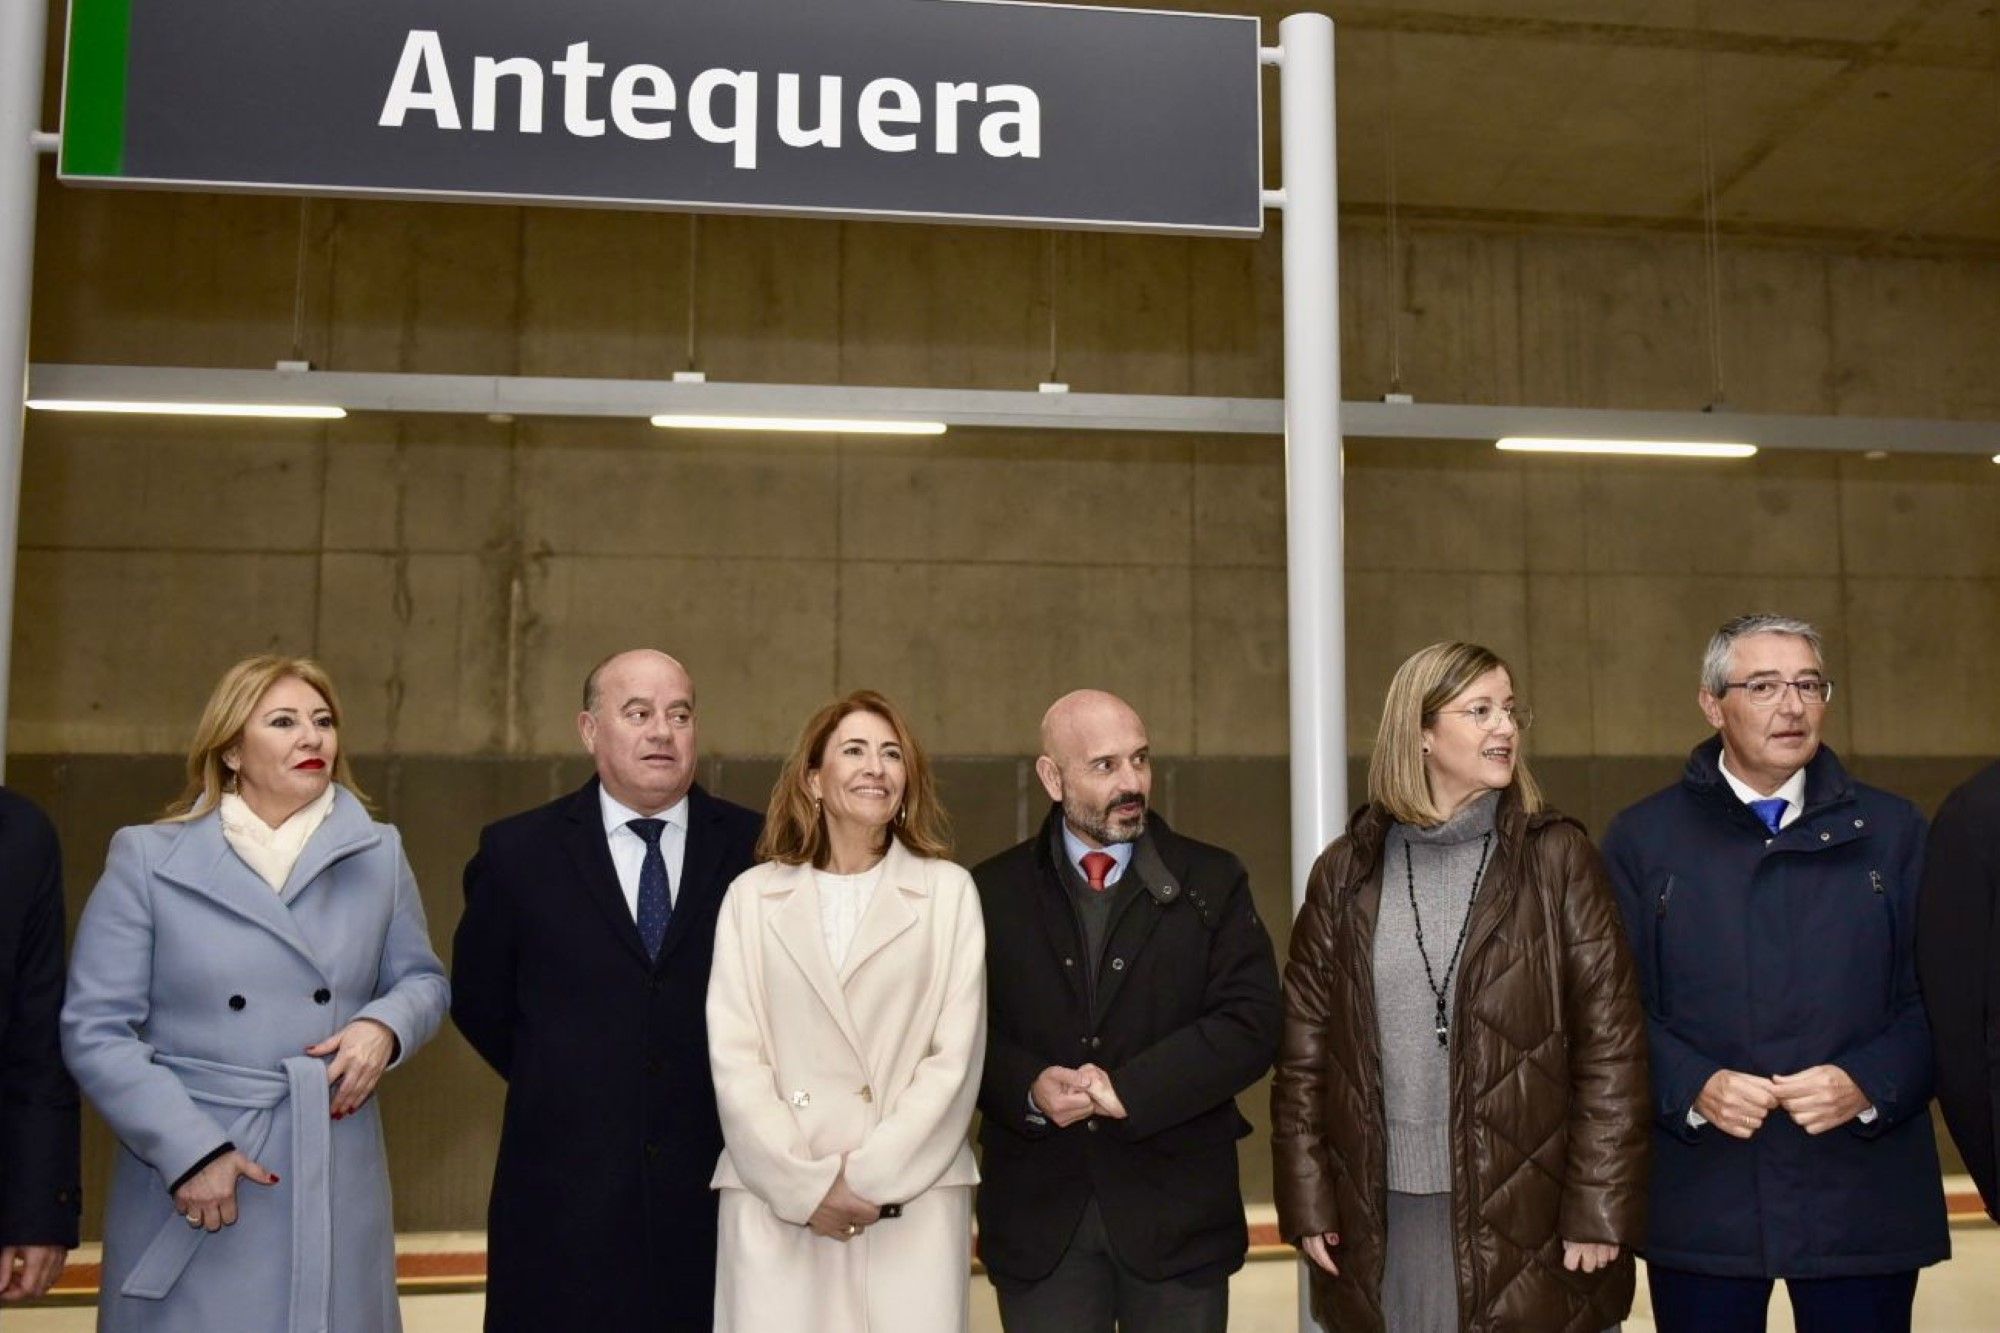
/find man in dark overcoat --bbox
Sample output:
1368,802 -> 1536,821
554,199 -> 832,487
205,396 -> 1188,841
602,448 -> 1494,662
0,788 -> 79,1300
1915,756 -> 2000,1220
974,689 -> 1281,1332
1603,614 -> 1946,1333
452,650 -> 761,1331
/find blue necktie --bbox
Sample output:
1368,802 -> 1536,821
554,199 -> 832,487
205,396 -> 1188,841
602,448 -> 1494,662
628,818 -> 672,960
1747,798 -> 1787,835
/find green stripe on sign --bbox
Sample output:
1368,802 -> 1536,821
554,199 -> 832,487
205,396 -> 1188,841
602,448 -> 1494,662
61,0 -> 133,176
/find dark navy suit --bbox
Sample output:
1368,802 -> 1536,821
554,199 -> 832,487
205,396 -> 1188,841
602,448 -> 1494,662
451,780 -> 760,1332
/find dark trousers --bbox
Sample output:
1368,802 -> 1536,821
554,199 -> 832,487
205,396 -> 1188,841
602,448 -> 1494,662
1648,1265 -> 1919,1333
991,1197 -> 1229,1333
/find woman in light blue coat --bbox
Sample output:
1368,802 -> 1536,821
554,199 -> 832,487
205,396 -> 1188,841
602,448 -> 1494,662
62,655 -> 449,1333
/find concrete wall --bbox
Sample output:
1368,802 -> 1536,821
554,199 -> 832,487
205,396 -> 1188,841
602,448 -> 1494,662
20,172 -> 2000,1232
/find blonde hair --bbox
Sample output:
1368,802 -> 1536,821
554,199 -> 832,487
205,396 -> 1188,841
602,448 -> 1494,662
1367,641 -> 1543,827
164,655 -> 370,820
758,690 -> 952,867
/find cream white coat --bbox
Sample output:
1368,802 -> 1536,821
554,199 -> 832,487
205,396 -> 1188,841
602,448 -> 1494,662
707,840 -> 985,1332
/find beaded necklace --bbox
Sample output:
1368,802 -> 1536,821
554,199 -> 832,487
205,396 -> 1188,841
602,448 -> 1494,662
1403,832 -> 1493,1048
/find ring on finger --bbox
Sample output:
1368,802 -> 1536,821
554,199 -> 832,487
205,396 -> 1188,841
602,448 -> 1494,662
184,1212 -> 202,1228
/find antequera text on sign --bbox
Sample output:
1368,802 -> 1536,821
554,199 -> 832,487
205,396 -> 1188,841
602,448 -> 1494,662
378,33 -> 1044,170
61,0 -> 1264,234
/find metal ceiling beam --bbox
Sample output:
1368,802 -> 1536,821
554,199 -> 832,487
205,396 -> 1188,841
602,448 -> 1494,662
26,362 -> 2000,456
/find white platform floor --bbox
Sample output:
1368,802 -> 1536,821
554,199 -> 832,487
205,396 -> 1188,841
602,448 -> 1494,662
16,1228 -> 2000,1332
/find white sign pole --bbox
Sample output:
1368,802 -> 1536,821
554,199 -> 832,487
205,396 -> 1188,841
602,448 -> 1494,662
1268,12 -> 1344,1329
0,0 -> 51,780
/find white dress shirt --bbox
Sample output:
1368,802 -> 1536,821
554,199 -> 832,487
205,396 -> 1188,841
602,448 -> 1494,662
1717,754 -> 1807,832
599,787 -> 690,920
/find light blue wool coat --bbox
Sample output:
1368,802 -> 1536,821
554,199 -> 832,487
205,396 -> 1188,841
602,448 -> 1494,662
62,787 -> 448,1333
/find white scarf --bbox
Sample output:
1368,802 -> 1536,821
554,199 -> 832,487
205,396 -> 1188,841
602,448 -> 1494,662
219,784 -> 338,891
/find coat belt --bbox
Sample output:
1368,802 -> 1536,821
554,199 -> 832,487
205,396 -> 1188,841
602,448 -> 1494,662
121,1054 -> 334,1333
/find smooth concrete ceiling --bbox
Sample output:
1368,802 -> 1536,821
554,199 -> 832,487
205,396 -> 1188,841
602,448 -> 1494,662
1183,0 -> 2000,247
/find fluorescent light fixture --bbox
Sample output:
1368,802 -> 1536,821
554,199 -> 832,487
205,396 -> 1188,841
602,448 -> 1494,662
1496,437 -> 1756,459
26,399 -> 346,420
650,413 -> 945,436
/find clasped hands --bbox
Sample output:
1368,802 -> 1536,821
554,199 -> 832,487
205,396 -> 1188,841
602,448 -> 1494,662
1695,1064 -> 1870,1139
808,1159 -> 880,1243
1030,1063 -> 1127,1127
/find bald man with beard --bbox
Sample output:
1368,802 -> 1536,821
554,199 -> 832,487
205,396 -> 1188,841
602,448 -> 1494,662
972,690 -> 1282,1332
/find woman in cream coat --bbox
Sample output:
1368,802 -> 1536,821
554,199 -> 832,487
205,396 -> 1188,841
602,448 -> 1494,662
708,689 -> 985,1332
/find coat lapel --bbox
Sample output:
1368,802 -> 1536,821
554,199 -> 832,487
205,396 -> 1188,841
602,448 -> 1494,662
657,785 -> 728,964
762,862 -> 869,1064
1031,826 -> 1089,1010
839,840 -> 923,983
1091,832 -> 1178,1023
279,788 -> 382,907
153,811 -> 325,975
557,780 -> 653,970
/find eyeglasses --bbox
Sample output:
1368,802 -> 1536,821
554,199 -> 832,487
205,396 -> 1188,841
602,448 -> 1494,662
1715,678 -> 1835,707
1437,702 -> 1533,732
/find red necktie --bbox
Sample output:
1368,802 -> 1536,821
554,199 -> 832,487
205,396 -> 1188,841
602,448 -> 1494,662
1081,851 -> 1116,893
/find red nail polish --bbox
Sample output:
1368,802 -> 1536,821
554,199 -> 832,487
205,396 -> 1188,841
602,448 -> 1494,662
270,1175 -> 280,1184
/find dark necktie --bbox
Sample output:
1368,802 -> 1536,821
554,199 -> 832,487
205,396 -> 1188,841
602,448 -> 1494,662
1081,850 -> 1116,893
628,818 -> 672,960
1747,798 -> 1787,835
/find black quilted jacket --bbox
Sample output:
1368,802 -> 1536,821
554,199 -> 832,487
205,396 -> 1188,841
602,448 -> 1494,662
1271,793 -> 1649,1332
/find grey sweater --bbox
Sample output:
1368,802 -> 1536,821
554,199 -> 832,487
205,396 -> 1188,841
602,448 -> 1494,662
1372,790 -> 1499,1194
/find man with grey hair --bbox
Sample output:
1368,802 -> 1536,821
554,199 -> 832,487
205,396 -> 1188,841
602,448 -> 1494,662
452,649 -> 762,1332
972,689 -> 1281,1332
1602,614 -> 1945,1332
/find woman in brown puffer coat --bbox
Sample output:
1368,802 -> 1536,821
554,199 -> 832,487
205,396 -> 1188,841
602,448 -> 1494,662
1272,641 -> 1649,1333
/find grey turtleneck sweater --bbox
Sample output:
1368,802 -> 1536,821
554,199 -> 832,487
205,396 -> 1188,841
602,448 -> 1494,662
1373,789 -> 1499,1194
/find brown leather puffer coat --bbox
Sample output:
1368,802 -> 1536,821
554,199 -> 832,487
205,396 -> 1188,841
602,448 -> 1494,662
1272,794 -> 1649,1332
